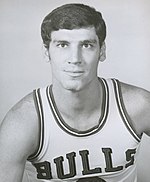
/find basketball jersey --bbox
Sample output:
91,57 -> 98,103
27,78 -> 141,182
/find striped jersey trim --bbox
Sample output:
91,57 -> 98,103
28,89 -> 44,161
112,79 -> 141,142
46,78 -> 109,137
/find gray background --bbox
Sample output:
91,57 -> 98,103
0,0 -> 150,181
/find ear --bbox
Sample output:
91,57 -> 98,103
99,42 -> 106,62
48,52 -> 51,61
45,49 -> 51,62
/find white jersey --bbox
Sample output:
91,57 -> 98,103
27,78 -> 141,182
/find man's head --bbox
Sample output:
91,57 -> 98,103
41,3 -> 106,49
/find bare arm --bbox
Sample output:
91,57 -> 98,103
120,82 -> 150,137
0,93 -> 39,182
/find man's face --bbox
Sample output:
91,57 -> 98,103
48,27 -> 103,92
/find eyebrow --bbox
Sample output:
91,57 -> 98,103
53,40 -> 69,44
80,39 -> 98,44
52,39 -> 98,45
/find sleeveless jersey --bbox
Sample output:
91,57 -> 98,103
27,78 -> 141,182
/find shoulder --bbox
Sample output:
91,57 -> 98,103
10,92 -> 37,122
0,92 -> 39,158
119,81 -> 150,105
119,81 -> 150,136
3,92 -> 38,129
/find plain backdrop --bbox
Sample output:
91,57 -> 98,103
0,0 -> 150,181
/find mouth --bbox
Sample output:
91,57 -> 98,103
64,70 -> 84,77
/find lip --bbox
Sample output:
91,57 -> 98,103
64,70 -> 84,77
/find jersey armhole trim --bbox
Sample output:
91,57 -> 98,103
27,89 -> 44,161
112,79 -> 141,142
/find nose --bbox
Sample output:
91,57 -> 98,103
68,45 -> 82,64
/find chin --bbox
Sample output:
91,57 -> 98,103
61,80 -> 84,92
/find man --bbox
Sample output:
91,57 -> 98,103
0,3 -> 150,182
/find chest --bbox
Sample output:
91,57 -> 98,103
30,80 -> 140,181
32,123 -> 139,181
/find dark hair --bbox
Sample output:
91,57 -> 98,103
41,3 -> 106,49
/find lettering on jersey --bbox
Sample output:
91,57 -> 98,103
33,161 -> 52,179
33,148 -> 136,180
77,176 -> 106,182
102,148 -> 123,172
125,148 -> 136,168
79,150 -> 102,175
54,152 -> 76,179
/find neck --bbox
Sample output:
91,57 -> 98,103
52,77 -> 102,115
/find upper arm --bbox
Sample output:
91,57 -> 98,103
120,82 -> 150,137
0,93 -> 39,181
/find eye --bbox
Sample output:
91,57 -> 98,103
82,43 -> 93,49
57,43 -> 68,48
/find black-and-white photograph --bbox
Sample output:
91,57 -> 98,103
0,0 -> 150,181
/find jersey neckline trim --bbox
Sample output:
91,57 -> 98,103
112,79 -> 141,142
46,78 -> 109,137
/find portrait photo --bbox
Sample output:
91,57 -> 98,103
0,0 -> 150,181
